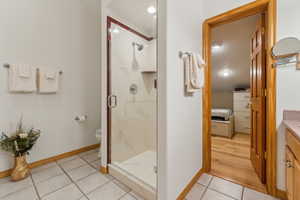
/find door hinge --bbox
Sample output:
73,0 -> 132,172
264,152 -> 268,160
264,89 -> 268,97
261,27 -> 265,35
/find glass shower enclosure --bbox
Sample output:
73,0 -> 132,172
107,16 -> 157,199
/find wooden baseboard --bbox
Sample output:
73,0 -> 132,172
0,144 -> 100,179
276,189 -> 287,200
177,168 -> 204,200
100,166 -> 109,174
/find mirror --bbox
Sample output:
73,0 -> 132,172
272,37 -> 300,69
272,37 -> 300,58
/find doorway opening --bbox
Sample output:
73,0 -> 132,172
202,0 -> 277,196
210,14 -> 267,192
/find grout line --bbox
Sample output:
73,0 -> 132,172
206,176 -> 241,200
30,173 -> 42,200
56,157 -> 89,173
56,161 -> 90,200
241,187 -> 245,200
207,187 -> 241,200
41,182 -> 74,199
33,171 -> 65,185
117,191 -> 131,200
0,180 -> 34,199
85,179 -> 113,195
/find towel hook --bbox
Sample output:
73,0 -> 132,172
179,51 -> 192,59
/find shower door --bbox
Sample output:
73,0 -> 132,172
107,18 -> 157,190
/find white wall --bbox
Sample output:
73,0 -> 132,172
201,0 -> 300,191
0,0 -> 101,172
212,92 -> 234,109
157,0 -> 204,199
276,0 -> 300,190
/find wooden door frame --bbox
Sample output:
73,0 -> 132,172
202,0 -> 278,196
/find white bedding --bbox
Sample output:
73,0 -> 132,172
212,109 -> 232,121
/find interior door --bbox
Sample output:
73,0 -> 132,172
250,14 -> 267,183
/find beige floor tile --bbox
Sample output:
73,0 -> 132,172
90,159 -> 101,169
0,176 -> 33,198
202,189 -> 235,200
36,174 -> 71,197
243,188 -> 279,200
78,149 -> 98,158
81,152 -> 100,163
76,172 -> 110,194
186,183 -> 206,200
1,186 -> 38,200
42,184 -> 83,200
87,181 -> 127,200
31,162 -> 57,174
120,193 -> 137,200
129,191 -> 145,200
66,165 -> 97,181
59,158 -> 87,171
197,173 -> 213,186
209,177 -> 243,200
31,164 -> 64,183
112,179 -> 131,193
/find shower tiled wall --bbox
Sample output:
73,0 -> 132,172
110,23 -> 157,163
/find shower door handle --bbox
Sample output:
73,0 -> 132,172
108,95 -> 117,108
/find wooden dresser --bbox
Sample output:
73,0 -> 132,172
233,91 -> 251,134
286,128 -> 300,200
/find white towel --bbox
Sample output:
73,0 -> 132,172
8,64 -> 37,93
38,68 -> 59,93
184,53 -> 205,93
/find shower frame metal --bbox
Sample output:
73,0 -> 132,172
106,16 -> 154,165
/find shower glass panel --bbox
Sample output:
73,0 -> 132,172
109,20 -> 157,192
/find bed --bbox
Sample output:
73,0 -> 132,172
212,108 -> 233,121
211,109 -> 234,138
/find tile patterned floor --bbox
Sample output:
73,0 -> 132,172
0,150 -> 281,200
186,173 -> 281,200
0,149 -> 145,200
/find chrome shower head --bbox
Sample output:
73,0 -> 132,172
132,42 -> 144,51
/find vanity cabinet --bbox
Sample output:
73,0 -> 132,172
286,130 -> 300,200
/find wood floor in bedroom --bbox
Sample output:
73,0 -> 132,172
210,133 -> 267,193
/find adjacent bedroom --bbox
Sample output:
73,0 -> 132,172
210,14 -> 267,192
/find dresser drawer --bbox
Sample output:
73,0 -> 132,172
287,130 -> 300,161
234,92 -> 250,101
234,101 -> 250,112
235,119 -> 250,128
234,111 -> 251,121
236,126 -> 251,134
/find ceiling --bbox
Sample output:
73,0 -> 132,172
107,0 -> 157,37
211,15 -> 259,92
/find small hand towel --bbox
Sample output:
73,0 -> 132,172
184,53 -> 206,93
8,64 -> 37,93
38,68 -> 59,94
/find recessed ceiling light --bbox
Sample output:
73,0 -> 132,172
219,68 -> 233,78
212,44 -> 222,50
147,6 -> 156,14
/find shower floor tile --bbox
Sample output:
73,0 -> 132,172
114,150 -> 157,189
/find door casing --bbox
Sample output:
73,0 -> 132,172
202,0 -> 278,196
